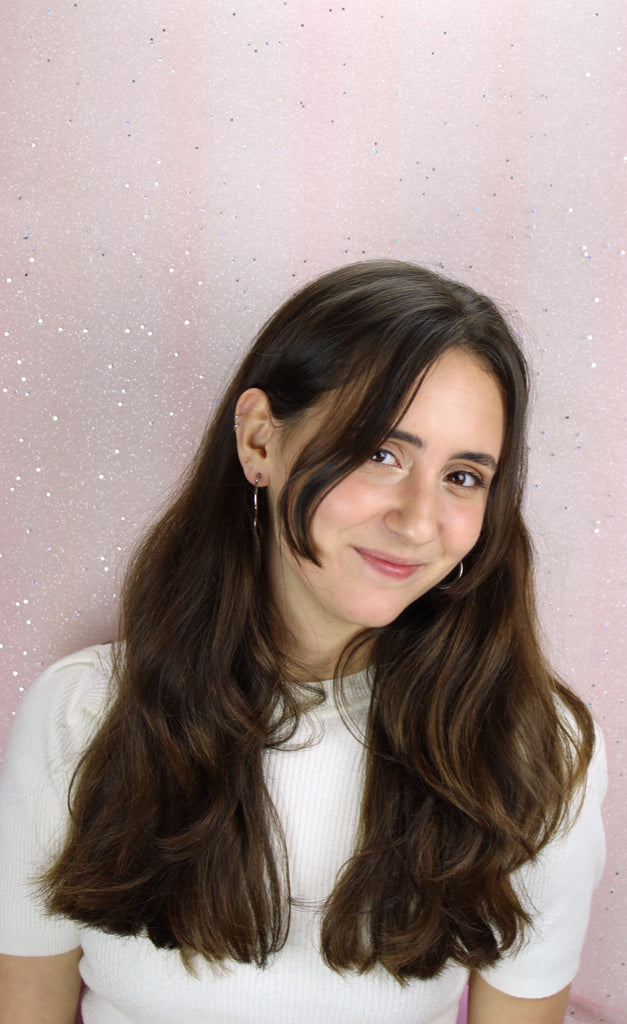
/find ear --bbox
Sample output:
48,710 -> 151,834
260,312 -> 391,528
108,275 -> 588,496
234,388 -> 278,485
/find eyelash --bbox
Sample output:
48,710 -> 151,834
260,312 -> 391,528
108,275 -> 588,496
446,469 -> 485,490
370,452 -> 486,490
370,448 -> 398,466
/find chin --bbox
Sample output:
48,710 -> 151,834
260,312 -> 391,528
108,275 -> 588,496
353,606 -> 416,631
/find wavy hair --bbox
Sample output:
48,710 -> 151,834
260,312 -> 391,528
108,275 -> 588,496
41,260 -> 594,979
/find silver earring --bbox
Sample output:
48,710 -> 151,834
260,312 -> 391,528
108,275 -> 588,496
234,413 -> 241,431
252,473 -> 261,529
437,561 -> 463,590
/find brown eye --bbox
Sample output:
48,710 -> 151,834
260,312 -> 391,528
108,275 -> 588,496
448,470 -> 484,489
371,449 -> 398,466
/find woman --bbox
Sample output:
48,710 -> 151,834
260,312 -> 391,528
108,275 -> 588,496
0,261 -> 606,1023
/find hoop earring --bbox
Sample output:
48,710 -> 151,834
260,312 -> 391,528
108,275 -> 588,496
252,473 -> 261,530
437,561 -> 463,590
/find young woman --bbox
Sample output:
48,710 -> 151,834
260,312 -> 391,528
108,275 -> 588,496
0,261 -> 606,1023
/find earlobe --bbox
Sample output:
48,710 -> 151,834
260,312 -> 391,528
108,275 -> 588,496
234,387 -> 276,485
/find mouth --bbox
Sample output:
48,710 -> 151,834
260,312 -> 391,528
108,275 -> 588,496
355,547 -> 425,580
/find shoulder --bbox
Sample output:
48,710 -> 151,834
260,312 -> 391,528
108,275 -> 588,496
0,646 -> 117,957
2,644 -> 117,780
584,720 -> 607,804
532,694 -> 607,876
555,696 -> 607,828
556,716 -> 607,860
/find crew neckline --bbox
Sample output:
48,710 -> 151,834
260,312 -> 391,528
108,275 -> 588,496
300,667 -> 373,718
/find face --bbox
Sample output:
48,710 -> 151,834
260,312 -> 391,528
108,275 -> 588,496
264,349 -> 505,674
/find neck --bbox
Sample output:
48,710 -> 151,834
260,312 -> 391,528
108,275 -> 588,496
281,627 -> 372,683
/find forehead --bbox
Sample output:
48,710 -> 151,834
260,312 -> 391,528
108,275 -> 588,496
398,350 -> 505,457
277,348 -> 505,458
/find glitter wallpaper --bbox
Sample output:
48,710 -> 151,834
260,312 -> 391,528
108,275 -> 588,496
1,0 -> 625,1017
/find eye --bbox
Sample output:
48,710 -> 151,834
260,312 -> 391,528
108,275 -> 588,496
447,469 -> 485,489
371,448 -> 399,466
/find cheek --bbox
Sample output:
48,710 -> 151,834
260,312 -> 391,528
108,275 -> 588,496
309,481 -> 367,542
444,502 -> 488,549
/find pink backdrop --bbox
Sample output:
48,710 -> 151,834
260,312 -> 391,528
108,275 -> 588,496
2,1 -> 625,1018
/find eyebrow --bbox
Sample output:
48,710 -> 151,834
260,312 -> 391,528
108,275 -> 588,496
389,429 -> 499,472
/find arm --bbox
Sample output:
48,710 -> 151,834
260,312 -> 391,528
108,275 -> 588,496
0,948 -> 82,1024
468,972 -> 570,1024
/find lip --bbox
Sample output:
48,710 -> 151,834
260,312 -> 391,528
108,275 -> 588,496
355,547 -> 425,580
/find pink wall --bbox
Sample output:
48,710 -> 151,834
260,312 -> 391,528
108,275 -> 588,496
2,1 -> 625,1015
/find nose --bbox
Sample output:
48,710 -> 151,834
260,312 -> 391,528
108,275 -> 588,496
383,476 -> 440,546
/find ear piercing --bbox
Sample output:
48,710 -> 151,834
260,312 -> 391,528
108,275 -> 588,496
252,473 -> 261,530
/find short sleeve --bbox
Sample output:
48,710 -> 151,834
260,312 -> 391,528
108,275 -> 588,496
0,645 -> 114,955
478,723 -> 607,999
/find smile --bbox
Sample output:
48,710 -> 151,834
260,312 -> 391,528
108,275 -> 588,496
355,547 -> 425,580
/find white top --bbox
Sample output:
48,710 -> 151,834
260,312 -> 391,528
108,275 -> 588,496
0,646 -> 607,1024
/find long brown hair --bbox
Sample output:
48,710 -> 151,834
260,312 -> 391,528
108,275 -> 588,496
41,261 -> 594,979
